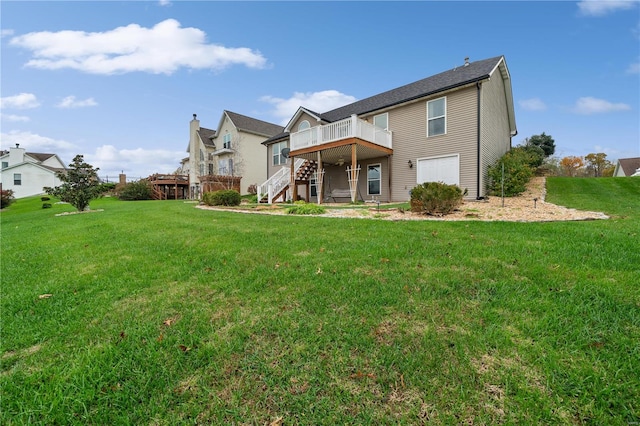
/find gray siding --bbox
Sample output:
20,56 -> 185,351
479,75 -> 512,197
388,86 -> 479,200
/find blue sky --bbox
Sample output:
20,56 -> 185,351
1,0 -> 638,179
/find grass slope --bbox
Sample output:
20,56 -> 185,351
1,179 -> 639,425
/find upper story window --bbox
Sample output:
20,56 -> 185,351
14,173 -> 22,185
1,161 -> 8,169
273,141 -> 288,166
373,113 -> 388,130
427,97 -> 446,137
200,149 -> 204,161
298,120 -> 310,131
223,133 -> 232,149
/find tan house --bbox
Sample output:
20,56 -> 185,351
258,56 -> 517,203
613,157 -> 640,177
183,111 -> 283,197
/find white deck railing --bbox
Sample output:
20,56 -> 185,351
290,115 -> 392,151
256,158 -> 305,204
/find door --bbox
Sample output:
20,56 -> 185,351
417,154 -> 459,186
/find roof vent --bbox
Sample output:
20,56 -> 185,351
464,57 -> 470,67
193,113 -> 197,119
16,143 -> 20,148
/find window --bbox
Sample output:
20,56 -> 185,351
373,113 -> 388,130
273,141 -> 287,166
367,164 -> 381,195
14,173 -> 22,185
1,161 -> 8,169
310,177 -> 317,197
298,120 -> 310,131
200,149 -> 204,161
223,133 -> 232,149
427,97 -> 446,137
217,159 -> 233,175
208,163 -> 214,175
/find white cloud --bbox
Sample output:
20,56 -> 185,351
577,0 -> 638,16
572,96 -> 631,114
9,19 -> 267,75
260,90 -> 357,124
0,130 -> 77,154
0,113 -> 30,122
158,0 -> 171,6
1,29 -> 14,37
86,144 -> 185,178
56,96 -> 98,109
0,93 -> 40,109
626,62 -> 640,74
518,98 -> 547,111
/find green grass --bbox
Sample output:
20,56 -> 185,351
1,178 -> 639,424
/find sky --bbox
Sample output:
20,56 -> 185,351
1,0 -> 639,180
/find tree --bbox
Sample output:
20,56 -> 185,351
584,152 -> 613,177
559,156 -> 584,177
527,133 -> 556,157
44,155 -> 101,211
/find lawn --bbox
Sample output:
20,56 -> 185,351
1,177 -> 639,424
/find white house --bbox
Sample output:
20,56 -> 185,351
0,145 -> 67,199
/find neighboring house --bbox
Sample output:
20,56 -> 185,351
183,112 -> 283,197
613,157 -> 640,177
258,56 -> 517,203
0,144 -> 67,199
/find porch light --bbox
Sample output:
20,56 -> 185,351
408,160 -> 413,168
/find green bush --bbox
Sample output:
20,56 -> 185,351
203,190 -> 241,206
487,147 -> 536,196
40,196 -> 50,201
286,202 -> 326,215
118,180 -> 153,201
98,182 -> 117,194
1,189 -> 16,209
42,203 -> 52,209
410,182 -> 464,216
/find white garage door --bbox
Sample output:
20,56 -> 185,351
417,155 -> 459,186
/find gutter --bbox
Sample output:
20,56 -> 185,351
476,82 -> 482,200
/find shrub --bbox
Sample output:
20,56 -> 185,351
44,154 -> 101,212
247,184 -> 257,195
42,203 -> 52,209
203,190 -> 241,206
98,182 -> 116,194
487,148 -> 536,196
286,202 -> 326,215
41,196 -> 50,201
1,189 -> 16,209
118,180 -> 153,201
410,182 -> 464,216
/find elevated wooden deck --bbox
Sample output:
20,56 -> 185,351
148,174 -> 189,200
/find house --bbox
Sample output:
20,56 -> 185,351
258,56 -> 517,203
0,144 -> 67,199
613,157 -> 640,177
183,111 -> 284,198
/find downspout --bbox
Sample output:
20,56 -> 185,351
476,82 -> 482,200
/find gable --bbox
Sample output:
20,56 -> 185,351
223,110 -> 284,137
616,157 -> 640,176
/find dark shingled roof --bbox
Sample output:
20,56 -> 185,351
27,152 -> 56,162
617,157 -> 640,176
197,128 -> 217,147
225,110 -> 284,137
320,56 -> 505,122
